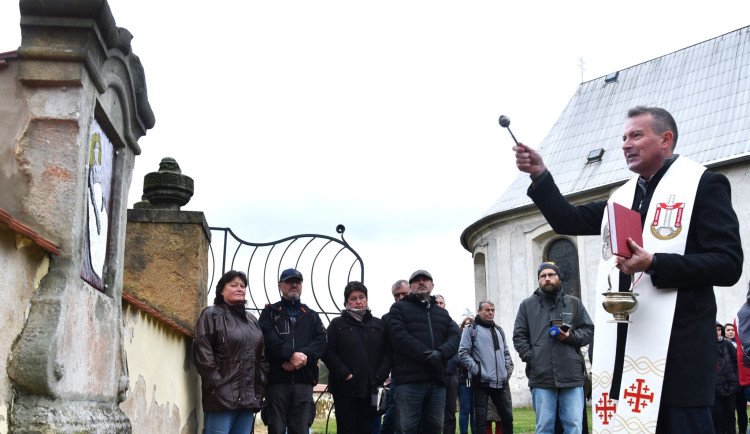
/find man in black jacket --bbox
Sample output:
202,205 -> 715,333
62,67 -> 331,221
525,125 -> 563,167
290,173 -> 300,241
514,106 -> 743,433
258,268 -> 328,434
387,270 -> 460,433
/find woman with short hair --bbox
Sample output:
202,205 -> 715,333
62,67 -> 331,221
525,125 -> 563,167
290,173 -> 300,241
194,270 -> 268,433
323,281 -> 390,434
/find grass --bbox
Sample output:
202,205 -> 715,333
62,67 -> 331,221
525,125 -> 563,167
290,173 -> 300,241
300,405 -> 594,434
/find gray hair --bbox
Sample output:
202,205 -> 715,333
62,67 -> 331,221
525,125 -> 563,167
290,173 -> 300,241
433,294 -> 444,301
477,300 -> 495,311
627,106 -> 678,149
391,279 -> 408,291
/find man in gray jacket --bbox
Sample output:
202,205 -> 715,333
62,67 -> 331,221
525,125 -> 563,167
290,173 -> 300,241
458,300 -> 513,433
513,262 -> 594,434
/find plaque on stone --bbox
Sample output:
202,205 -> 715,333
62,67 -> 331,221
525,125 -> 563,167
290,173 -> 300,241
81,120 -> 114,291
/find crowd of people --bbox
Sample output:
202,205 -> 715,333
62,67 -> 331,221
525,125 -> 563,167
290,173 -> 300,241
192,264 -> 595,434
191,105 -> 746,434
714,310 -> 750,434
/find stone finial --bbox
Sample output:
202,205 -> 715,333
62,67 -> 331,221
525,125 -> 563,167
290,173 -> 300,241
142,158 -> 194,210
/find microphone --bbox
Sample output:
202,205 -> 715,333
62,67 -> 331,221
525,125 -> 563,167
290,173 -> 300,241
498,115 -> 519,146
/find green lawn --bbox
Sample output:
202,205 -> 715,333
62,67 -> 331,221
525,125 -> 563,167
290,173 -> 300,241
308,405 -> 594,434
511,406 -> 592,433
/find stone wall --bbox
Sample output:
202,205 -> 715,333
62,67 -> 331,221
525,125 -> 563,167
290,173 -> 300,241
120,303 -> 200,434
0,225 -> 50,433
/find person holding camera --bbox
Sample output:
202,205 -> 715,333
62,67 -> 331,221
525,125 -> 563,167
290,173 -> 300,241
513,262 -> 594,434
458,300 -> 514,433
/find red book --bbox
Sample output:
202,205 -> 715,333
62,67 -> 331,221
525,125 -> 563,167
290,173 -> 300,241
607,202 -> 643,258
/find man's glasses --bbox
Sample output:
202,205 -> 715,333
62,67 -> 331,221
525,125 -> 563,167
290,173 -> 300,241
539,273 -> 558,280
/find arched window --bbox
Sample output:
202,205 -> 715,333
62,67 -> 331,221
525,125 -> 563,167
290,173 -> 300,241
546,238 -> 581,299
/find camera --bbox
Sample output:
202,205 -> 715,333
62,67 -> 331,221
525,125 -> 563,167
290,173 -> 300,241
549,319 -> 571,336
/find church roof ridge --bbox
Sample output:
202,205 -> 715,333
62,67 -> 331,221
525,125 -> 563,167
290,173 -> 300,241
462,25 -> 750,250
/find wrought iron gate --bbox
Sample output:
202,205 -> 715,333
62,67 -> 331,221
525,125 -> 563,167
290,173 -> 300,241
207,224 -> 364,323
207,224 -> 365,433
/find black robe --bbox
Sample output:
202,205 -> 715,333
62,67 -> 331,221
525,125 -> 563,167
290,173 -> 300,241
527,156 -> 743,407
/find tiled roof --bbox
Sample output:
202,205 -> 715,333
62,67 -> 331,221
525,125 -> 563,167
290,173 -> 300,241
0,208 -> 60,255
122,291 -> 194,338
483,26 -> 750,217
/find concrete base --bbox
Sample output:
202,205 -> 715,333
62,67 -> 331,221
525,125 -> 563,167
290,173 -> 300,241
11,394 -> 131,433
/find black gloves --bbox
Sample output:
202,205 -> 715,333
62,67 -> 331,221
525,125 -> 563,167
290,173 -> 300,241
424,350 -> 442,367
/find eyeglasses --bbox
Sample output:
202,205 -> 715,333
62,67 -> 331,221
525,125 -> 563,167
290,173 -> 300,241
539,273 -> 558,280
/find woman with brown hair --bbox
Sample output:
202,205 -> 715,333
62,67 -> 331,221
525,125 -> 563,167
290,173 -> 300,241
194,270 -> 268,433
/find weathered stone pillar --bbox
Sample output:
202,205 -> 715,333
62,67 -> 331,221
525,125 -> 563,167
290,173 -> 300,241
124,158 -> 210,333
5,0 -> 154,431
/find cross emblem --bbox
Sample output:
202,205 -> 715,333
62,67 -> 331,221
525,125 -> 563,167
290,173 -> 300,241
651,194 -> 686,240
623,378 -> 655,413
595,392 -> 617,425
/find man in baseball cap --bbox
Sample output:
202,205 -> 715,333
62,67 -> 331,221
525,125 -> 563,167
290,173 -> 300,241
259,268 -> 326,434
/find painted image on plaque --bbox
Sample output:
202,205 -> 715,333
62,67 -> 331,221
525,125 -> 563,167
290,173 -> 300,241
81,120 -> 114,291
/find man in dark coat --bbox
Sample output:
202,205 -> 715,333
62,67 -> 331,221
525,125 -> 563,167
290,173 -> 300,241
258,268 -> 328,434
513,262 -> 593,434
387,270 -> 460,433
514,106 -> 743,433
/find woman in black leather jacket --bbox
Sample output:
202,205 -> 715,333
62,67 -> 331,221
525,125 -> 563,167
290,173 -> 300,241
193,270 -> 269,433
323,281 -> 390,434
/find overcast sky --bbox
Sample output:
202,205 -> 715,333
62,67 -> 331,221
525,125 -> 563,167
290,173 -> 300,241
2,1 -> 750,320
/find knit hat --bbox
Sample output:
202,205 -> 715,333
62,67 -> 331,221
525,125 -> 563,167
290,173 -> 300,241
538,262 -> 561,278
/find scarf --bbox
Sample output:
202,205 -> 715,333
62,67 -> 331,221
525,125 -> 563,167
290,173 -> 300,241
474,316 -> 500,351
344,307 -> 368,322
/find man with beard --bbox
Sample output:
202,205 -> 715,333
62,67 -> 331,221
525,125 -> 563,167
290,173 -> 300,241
387,270 -> 460,433
258,268 -> 328,434
458,300 -> 514,433
513,262 -> 594,434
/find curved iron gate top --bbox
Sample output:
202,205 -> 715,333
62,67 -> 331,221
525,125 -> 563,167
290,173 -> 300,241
208,224 -> 364,323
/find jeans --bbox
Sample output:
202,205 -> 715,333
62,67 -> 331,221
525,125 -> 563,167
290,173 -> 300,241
380,383 -> 396,434
203,409 -> 256,434
531,387 -> 584,434
373,413 -> 382,434
458,383 -> 476,434
394,381 -> 446,434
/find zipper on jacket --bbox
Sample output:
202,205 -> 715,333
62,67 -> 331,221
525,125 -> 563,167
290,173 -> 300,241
291,316 -> 296,385
426,307 -> 435,349
493,334 -> 500,388
221,315 -> 230,353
